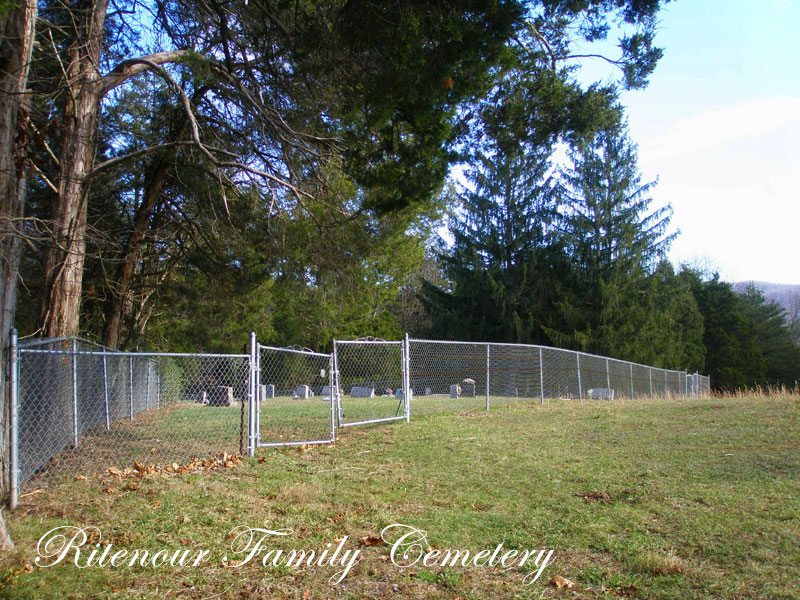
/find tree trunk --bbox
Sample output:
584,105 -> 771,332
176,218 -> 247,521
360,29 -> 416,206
103,161 -> 169,348
39,0 -> 110,338
1,0 -> 37,549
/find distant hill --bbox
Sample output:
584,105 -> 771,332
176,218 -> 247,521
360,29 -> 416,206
732,281 -> 800,316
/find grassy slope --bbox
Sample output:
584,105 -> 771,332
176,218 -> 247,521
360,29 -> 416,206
1,395 -> 798,599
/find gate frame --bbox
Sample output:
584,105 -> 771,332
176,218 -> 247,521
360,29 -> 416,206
255,342 -> 336,448
332,339 -> 409,428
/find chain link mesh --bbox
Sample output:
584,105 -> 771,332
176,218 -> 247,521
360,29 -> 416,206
16,339 -> 249,493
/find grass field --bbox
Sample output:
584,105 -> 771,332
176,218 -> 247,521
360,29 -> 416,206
2,394 -> 799,599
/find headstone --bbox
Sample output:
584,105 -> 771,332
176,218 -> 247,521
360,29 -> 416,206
259,384 -> 267,401
200,391 -> 208,405
296,384 -> 310,400
424,387 -> 431,396
587,388 -> 614,401
207,386 -> 234,407
450,384 -> 461,399
350,386 -> 375,398
321,385 -> 332,400
264,384 -> 275,399
461,378 -> 476,397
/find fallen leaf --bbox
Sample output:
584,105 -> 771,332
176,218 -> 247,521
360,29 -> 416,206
549,575 -> 576,589
125,482 -> 138,491
106,466 -> 123,477
361,536 -> 384,547
74,475 -> 87,481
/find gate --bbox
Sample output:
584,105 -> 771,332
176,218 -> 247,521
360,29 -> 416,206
333,339 -> 409,427
256,343 -> 335,447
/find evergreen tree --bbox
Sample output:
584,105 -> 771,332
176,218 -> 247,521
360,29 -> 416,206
551,120 -> 679,363
737,285 -> 800,387
681,271 -> 765,391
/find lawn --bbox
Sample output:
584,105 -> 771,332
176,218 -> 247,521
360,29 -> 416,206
2,394 -> 798,599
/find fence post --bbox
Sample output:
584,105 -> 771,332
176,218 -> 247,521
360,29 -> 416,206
539,347 -> 544,405
248,331 -> 257,456
9,329 -> 19,510
404,333 -> 411,422
156,363 -> 160,408
664,369 -> 668,395
329,354 -> 336,440
576,353 -> 582,402
145,360 -> 151,410
72,338 -> 79,447
605,358 -> 611,398
486,344 -> 491,411
332,341 -> 342,427
129,356 -> 134,420
649,368 -> 653,398
630,363 -> 634,399
103,353 -> 110,430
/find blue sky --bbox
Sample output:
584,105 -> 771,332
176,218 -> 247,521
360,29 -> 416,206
612,0 -> 800,284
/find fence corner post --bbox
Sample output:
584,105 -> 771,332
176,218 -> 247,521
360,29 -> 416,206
576,353 -> 582,402
9,329 -> 19,510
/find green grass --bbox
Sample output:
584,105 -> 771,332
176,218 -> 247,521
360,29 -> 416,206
2,395 -> 799,599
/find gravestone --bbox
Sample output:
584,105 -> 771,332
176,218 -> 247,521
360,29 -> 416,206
350,386 -> 375,398
200,391 -> 208,405
461,378 -> 476,397
296,384 -> 310,400
587,388 -> 614,401
321,385 -> 332,400
207,386 -> 234,407
450,384 -> 461,399
424,387 -> 431,396
264,384 -> 275,399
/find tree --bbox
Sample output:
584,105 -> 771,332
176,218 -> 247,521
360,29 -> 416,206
737,285 -> 800,387
682,271 -> 766,391
1,0 -> 37,553
26,0 -> 523,342
551,120 -> 678,363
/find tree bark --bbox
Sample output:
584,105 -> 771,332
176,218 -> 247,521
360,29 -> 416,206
1,0 -> 37,548
38,0 -> 111,337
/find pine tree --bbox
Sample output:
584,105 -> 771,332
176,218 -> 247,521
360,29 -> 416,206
553,120 -> 678,361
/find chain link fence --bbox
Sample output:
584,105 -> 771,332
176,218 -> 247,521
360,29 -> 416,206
11,335 -> 249,503
7,332 -> 710,508
407,338 -> 708,414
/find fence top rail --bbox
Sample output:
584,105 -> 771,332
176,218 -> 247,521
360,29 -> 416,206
16,335 -> 105,349
258,344 -> 330,358
407,337 -> 689,376
333,339 -> 403,346
17,348 -> 249,359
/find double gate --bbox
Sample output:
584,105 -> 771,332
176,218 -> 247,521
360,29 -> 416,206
251,338 -> 409,450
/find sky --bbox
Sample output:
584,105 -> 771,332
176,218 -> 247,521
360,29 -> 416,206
609,0 -> 800,285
